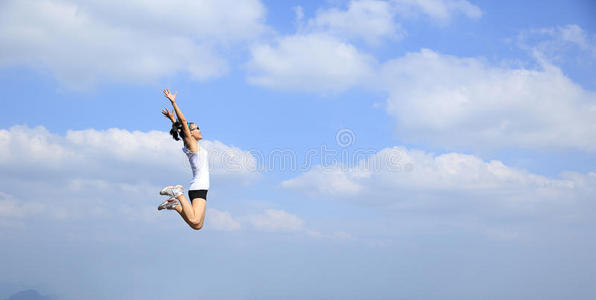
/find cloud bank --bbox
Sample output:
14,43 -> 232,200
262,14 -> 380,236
247,0 -> 482,93
380,49 -> 596,150
247,18 -> 596,151
0,125 -> 258,221
0,0 -> 267,88
247,33 -> 377,93
282,146 -> 596,220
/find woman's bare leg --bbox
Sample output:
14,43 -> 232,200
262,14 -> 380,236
191,198 -> 206,229
172,196 -> 193,226
172,195 -> 206,230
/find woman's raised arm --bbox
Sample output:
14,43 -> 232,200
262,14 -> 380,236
163,89 -> 197,150
163,89 -> 191,134
161,107 -> 176,124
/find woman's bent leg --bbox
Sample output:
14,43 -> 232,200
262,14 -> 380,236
173,195 -> 206,230
172,200 -> 192,227
191,198 -> 206,230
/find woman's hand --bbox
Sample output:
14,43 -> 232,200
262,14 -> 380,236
162,108 -> 175,122
163,88 -> 177,103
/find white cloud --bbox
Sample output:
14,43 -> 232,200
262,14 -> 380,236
282,146 -> 595,212
0,128 -> 329,236
0,125 -> 258,221
0,192 -> 44,218
308,0 -> 406,45
247,33 -> 377,93
380,49 -> 596,150
203,207 -> 313,233
391,0 -> 482,21
303,0 -> 481,45
246,0 -> 482,93
201,140 -> 259,179
517,24 -> 596,60
0,0 -> 267,89
281,165 -> 366,197
0,127 -> 317,235
554,25 -> 595,51
246,209 -> 305,232
204,207 -> 353,238
203,207 -> 314,233
0,125 -> 258,179
207,208 -> 242,231
282,146 -> 596,241
294,6 -> 305,24
247,22 -> 595,151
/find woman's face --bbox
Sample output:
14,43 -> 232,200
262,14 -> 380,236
189,123 -> 202,140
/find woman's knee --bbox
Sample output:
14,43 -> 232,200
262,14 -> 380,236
190,219 -> 203,230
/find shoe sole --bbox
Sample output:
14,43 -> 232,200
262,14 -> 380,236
159,185 -> 184,196
157,198 -> 178,210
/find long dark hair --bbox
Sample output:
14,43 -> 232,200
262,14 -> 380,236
169,121 -> 186,141
169,121 -> 198,141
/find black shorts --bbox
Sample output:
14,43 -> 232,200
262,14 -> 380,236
188,189 -> 208,202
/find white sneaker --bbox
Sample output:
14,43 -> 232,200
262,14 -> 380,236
159,185 -> 184,198
157,197 -> 179,210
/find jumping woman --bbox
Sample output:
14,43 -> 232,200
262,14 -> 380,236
158,88 -> 209,230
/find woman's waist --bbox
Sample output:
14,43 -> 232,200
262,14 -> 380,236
189,173 -> 209,180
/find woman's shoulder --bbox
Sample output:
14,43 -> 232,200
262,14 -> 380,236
182,140 -> 200,153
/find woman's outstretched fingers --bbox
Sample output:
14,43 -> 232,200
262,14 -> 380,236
163,88 -> 177,102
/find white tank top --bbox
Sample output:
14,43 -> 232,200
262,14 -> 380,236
183,145 -> 210,190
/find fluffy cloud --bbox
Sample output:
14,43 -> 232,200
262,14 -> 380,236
549,24 -> 596,52
207,208 -> 242,231
0,125 -> 258,179
282,165 -> 367,198
247,0 -> 481,94
0,192 -> 44,218
523,24 -> 596,53
0,125 -> 320,236
246,0 -> 481,93
380,49 -> 596,150
303,0 -> 481,45
207,207 -> 355,237
0,125 -> 258,221
205,208 -> 308,233
282,146 -> 596,215
517,24 -> 596,64
247,33 -> 377,93
243,1 -> 592,152
391,0 -> 482,21
248,34 -> 596,150
306,0 -> 406,45
282,145 -> 596,241
0,0 -> 266,88
246,208 -> 305,232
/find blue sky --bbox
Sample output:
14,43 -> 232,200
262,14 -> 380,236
1,0 -> 595,299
